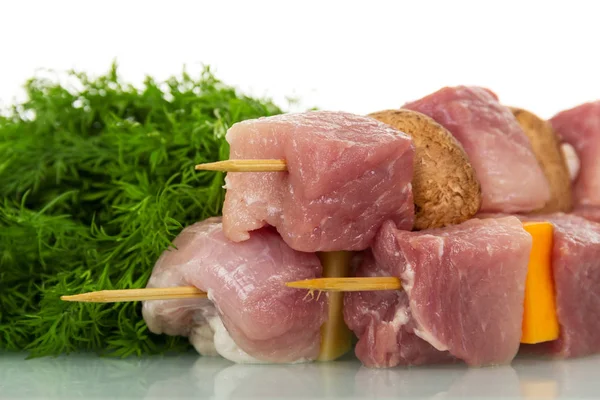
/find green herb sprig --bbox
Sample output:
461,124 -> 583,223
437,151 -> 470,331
0,63 -> 283,357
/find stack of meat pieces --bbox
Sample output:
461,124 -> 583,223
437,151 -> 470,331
142,87 -> 600,367
144,111 -> 416,363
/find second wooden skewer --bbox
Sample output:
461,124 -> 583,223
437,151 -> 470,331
60,277 -> 403,303
195,159 -> 287,172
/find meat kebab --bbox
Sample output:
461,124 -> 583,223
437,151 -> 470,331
61,87 -> 600,369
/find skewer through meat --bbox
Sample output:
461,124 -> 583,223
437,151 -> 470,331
221,110 -> 482,252
517,213 -> 600,359
142,218 -> 326,363
63,87 -> 600,368
344,217 -> 532,367
223,111 -> 415,252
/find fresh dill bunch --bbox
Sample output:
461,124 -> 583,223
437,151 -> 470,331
0,62 -> 283,357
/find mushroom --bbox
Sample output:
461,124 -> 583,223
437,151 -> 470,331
368,109 -> 482,230
510,107 -> 573,213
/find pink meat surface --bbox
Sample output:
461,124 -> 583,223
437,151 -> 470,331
572,206 -> 600,224
223,111 -> 415,252
343,252 -> 454,367
403,86 -> 550,213
345,217 -> 531,367
550,101 -> 600,207
522,213 -> 600,358
142,217 -> 326,363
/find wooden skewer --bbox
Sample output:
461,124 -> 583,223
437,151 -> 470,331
195,159 -> 287,172
60,286 -> 207,303
60,278 -> 402,303
286,277 -> 402,292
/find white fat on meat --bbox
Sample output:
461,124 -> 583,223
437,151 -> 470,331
343,258 -> 453,368
405,242 -> 447,352
205,315 -> 261,364
189,322 -> 218,357
142,217 -> 326,364
412,328 -> 449,353
389,304 -> 409,328
183,291 -> 259,363
561,143 -> 580,181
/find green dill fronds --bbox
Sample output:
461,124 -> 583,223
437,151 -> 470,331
0,62 -> 283,356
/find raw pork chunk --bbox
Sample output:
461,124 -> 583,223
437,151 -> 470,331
142,218 -> 326,363
343,252 -> 455,367
524,213 -> 600,358
550,102 -> 600,218
573,206 -> 600,224
404,86 -> 550,213
344,217 -> 531,367
223,111 -> 415,252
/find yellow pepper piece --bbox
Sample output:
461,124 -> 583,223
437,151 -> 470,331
521,222 -> 560,344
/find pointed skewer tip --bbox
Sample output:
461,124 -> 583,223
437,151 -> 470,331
194,159 -> 288,173
60,278 -> 402,303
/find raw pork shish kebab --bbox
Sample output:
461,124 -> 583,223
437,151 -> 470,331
62,86 -> 600,367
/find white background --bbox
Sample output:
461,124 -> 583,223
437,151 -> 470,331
2,4 -> 600,398
1,0 -> 599,118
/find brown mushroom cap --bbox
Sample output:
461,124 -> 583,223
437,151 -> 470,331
510,107 -> 573,213
368,109 -> 482,230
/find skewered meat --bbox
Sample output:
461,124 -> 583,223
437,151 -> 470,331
550,101 -> 600,221
404,86 -> 550,213
521,213 -> 600,358
344,217 -> 531,367
142,217 -> 326,363
223,111 -> 415,252
343,252 -> 455,367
